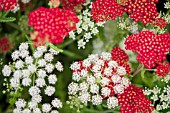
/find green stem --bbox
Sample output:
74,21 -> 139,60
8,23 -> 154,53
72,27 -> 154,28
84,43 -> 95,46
48,43 -> 83,59
167,9 -> 170,15
2,52 -> 7,60
48,43 -> 63,53
59,39 -> 75,48
62,50 -> 83,59
154,74 -> 161,82
104,109 -> 119,113
141,68 -> 146,81
4,108 -> 13,113
3,11 -> 9,17
83,109 -> 103,113
32,74 -> 35,86
6,23 -> 20,30
132,65 -> 143,77
26,35 -> 35,52
145,69 -> 156,71
96,33 -> 101,40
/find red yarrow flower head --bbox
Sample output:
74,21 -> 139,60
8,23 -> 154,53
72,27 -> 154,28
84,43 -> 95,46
125,30 -> 170,69
122,0 -> 159,25
156,62 -> 170,77
152,18 -> 167,29
91,0 -> 124,22
28,7 -> 79,47
118,85 -> 154,113
68,0 -> 84,3
0,0 -> 17,11
111,47 -> 131,75
0,37 -> 13,53
60,0 -> 85,12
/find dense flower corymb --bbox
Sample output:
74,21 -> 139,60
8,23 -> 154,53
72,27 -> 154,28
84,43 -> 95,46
91,0 -> 159,25
61,0 -> 85,12
28,7 -> 79,47
0,0 -> 17,11
144,85 -> 170,112
0,37 -> 13,53
156,62 -> 170,77
69,9 -> 104,49
153,18 -> 167,29
118,85 -> 154,113
111,47 -> 131,75
125,30 -> 170,69
91,0 -> 124,22
2,42 -> 63,112
123,0 -> 159,25
67,52 -> 131,110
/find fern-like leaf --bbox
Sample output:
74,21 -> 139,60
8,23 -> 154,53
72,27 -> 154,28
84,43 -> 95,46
0,17 -> 16,23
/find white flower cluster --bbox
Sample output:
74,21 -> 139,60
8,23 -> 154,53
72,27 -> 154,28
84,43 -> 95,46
11,3 -> 20,13
148,27 -> 166,34
117,19 -> 127,30
162,74 -> 170,83
2,43 -> 63,113
144,85 -> 170,113
164,2 -> 170,9
117,17 -> 139,34
67,52 -> 131,111
14,97 -> 62,113
21,0 -> 31,4
164,14 -> 170,24
158,6 -> 170,25
68,9 -> 105,49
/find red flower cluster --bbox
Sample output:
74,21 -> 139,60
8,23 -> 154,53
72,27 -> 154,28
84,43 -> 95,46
68,0 -> 84,3
90,0 -> 124,22
91,0 -> 161,25
60,0 -> 85,12
0,0 -> 17,11
125,30 -> 170,69
28,7 -> 79,47
118,85 -> 154,113
156,62 -> 170,77
111,47 -> 131,75
123,0 -> 159,25
0,37 -> 13,53
153,18 -> 167,29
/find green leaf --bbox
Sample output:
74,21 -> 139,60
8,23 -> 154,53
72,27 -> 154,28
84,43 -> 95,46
97,27 -> 106,42
0,17 -> 16,23
15,92 -> 21,98
135,84 -> 143,88
26,35 -> 35,52
62,50 -> 83,59
9,92 -> 15,96
9,98 -> 16,106
83,108 -> 102,113
140,69 -> 156,88
141,68 -> 146,80
48,43 -> 63,53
